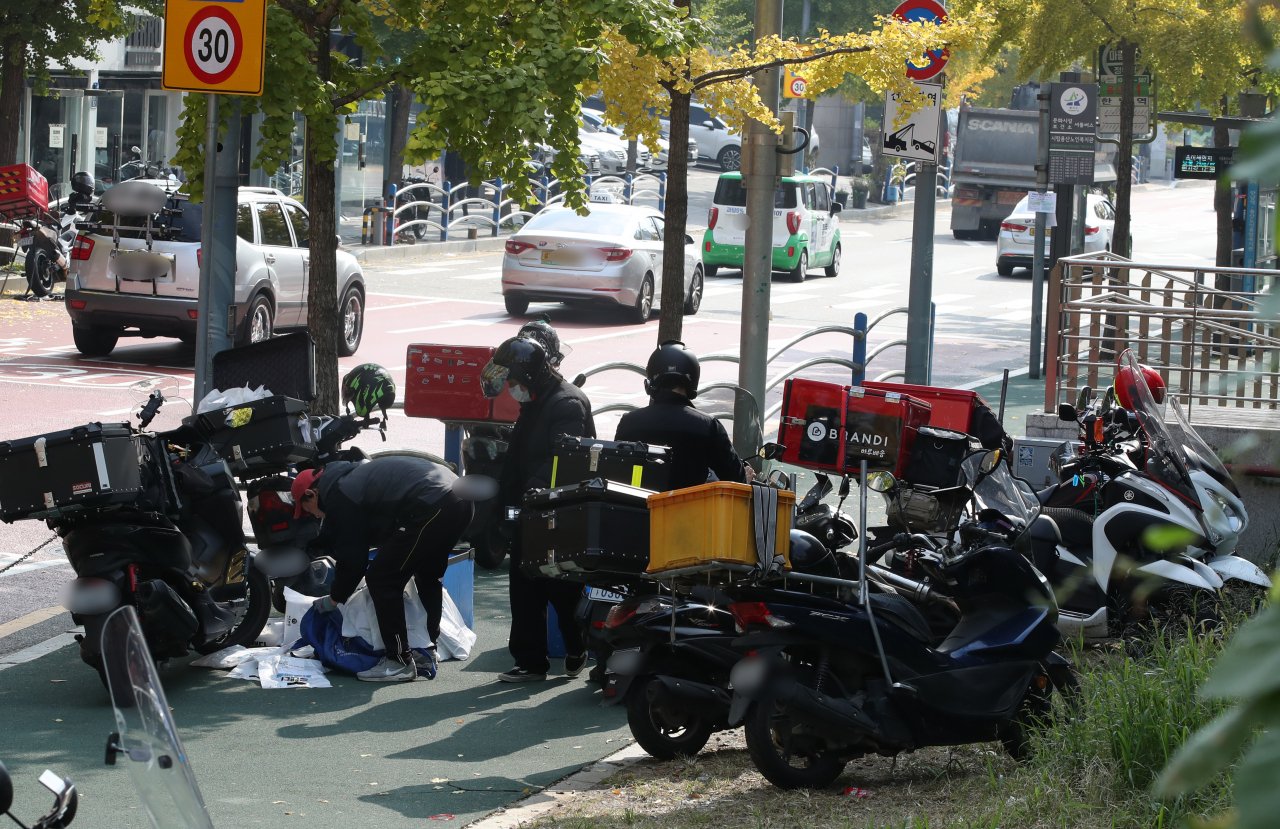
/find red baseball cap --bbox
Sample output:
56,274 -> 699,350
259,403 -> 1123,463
291,468 -> 323,518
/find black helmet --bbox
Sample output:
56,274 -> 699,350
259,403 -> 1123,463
788,529 -> 839,577
481,337 -> 551,399
644,340 -> 700,399
342,363 -> 397,418
518,316 -> 569,367
71,171 -> 95,197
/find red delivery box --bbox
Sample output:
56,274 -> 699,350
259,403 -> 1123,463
0,164 -> 49,220
778,377 -> 931,477
404,344 -> 520,423
863,381 -> 988,434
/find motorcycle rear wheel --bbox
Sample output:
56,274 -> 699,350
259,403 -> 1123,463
25,246 -> 56,297
626,677 -> 714,760
194,566 -> 272,654
743,694 -> 848,789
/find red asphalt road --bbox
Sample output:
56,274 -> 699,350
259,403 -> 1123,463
0,292 -> 864,455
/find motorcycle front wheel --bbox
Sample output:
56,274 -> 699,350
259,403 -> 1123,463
193,566 -> 272,654
743,693 -> 848,789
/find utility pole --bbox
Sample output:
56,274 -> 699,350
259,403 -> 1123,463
1028,83 -> 1050,381
194,96 -> 241,400
734,0 -> 783,458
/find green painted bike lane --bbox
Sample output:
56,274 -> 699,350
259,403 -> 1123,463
0,566 -> 628,828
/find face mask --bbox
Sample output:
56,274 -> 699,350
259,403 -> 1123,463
509,385 -> 532,403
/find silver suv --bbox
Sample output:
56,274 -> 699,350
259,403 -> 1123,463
66,186 -> 365,357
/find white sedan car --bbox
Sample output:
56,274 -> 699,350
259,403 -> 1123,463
501,201 -> 704,323
996,193 -> 1116,276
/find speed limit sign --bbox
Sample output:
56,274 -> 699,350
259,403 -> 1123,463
162,0 -> 266,95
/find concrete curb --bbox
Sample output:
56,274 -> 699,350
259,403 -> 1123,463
348,236 -> 510,264
464,742 -> 650,828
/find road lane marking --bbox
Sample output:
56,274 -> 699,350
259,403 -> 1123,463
770,293 -> 821,304
0,633 -> 80,671
931,293 -> 973,303
368,300 -> 446,312
0,606 -> 66,639
992,309 -> 1032,321
367,292 -> 505,306
947,265 -> 988,275
933,305 -> 973,315
832,299 -> 895,311
388,317 -> 509,334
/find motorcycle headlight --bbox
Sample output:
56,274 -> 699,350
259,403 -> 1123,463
1208,490 -> 1243,534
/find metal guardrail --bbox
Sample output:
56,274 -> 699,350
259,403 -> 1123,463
383,172 -> 667,244
578,306 -> 915,421
1045,251 -> 1280,415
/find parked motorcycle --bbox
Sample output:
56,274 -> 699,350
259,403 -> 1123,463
728,451 -> 1076,790
601,471 -> 958,760
50,381 -> 271,685
15,173 -> 94,297
0,761 -> 78,829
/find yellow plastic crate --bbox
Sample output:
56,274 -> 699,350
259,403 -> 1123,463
647,482 -> 795,573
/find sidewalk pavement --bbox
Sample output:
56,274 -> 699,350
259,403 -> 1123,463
0,565 -> 630,829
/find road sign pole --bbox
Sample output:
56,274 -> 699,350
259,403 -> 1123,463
904,158 -> 936,384
194,93 -> 220,400
734,0 -> 783,459
1029,83 -> 1050,381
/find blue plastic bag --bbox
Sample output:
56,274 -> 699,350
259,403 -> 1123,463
299,607 -> 436,678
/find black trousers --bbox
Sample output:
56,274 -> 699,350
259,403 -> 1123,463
508,547 -> 586,674
367,493 -> 474,663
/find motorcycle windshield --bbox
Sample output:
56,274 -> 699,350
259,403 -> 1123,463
1166,394 -> 1240,497
1117,350 -> 1200,507
101,606 -> 215,829
964,452 -> 1040,527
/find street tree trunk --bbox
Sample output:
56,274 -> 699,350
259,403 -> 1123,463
657,87 -> 691,344
385,84 -> 412,196
1112,38 -> 1136,260
0,36 -> 23,166
0,37 -> 25,266
1213,96 -> 1233,269
306,31 -> 340,414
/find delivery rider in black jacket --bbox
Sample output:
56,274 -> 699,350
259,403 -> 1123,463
615,340 -> 753,489
481,335 -> 596,682
292,455 -> 473,682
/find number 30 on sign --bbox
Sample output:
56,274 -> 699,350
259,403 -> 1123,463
162,0 -> 267,96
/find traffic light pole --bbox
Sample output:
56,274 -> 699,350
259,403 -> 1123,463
734,0 -> 784,459
193,93 -> 240,401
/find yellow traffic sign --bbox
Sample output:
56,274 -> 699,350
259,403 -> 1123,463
162,0 -> 267,95
783,67 -> 808,99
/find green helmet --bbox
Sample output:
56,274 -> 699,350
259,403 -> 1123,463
342,363 -> 396,418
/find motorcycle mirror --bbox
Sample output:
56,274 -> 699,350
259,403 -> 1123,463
866,471 -> 896,492
759,442 -> 786,460
1075,386 -> 1093,409
838,474 -> 851,499
572,373 -> 587,388
0,759 -> 12,814
1058,403 -> 1077,422
131,146 -> 142,156
979,449 -> 1002,474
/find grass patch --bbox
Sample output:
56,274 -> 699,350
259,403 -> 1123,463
526,622 -> 1241,829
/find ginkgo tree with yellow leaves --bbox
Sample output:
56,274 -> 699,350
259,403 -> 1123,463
952,0 -> 1278,265
588,3 -> 988,342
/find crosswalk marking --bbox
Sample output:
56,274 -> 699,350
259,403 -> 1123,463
841,286 -> 900,299
831,299 -> 896,311
770,293 -> 821,304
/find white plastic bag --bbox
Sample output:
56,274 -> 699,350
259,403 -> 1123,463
256,654 -> 331,689
195,384 -> 273,415
254,619 -> 284,648
281,586 -> 315,652
191,645 -> 280,670
436,590 -> 476,661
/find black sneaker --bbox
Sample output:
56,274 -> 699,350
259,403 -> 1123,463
498,667 -> 547,683
564,652 -> 588,678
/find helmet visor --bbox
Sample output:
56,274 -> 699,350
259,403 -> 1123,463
480,359 -> 509,399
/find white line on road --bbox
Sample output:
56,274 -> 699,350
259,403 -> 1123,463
931,293 -> 974,303
947,265 -> 988,275
367,292 -> 505,307
367,299 -> 446,312
841,286 -> 901,298
0,633 -> 79,672
831,299 -> 894,311
770,293 -> 821,304
388,317 -> 509,334
963,240 -> 986,247
843,230 -> 873,238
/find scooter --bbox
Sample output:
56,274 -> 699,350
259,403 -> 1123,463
727,452 -> 1075,790
0,762 -> 78,829
52,382 -> 271,686
602,470 -> 958,760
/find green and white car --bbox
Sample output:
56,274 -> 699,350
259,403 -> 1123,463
701,172 -> 843,283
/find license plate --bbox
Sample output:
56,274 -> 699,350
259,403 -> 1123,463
540,249 -> 577,266
998,190 -> 1024,205
588,587 -> 625,603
